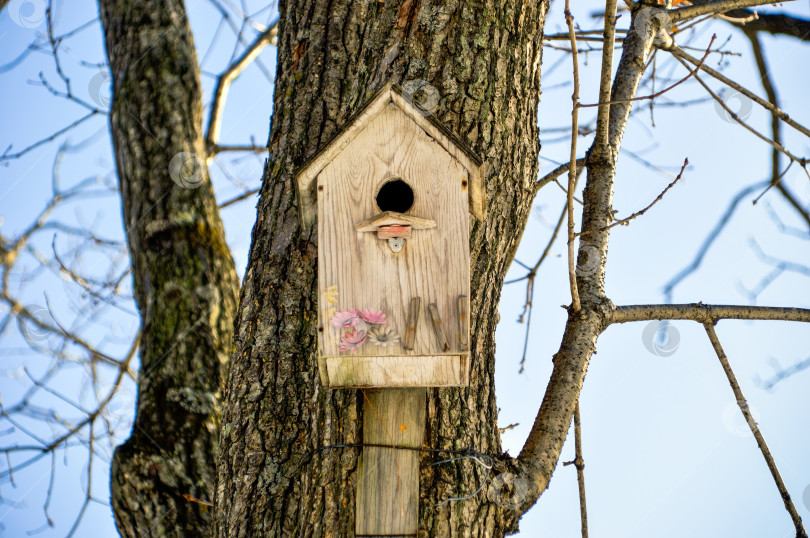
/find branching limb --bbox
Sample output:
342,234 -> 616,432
205,21 -> 279,153
744,31 -> 810,228
667,45 -> 810,141
581,36 -> 716,109
519,0 -> 639,508
680,61 -> 808,168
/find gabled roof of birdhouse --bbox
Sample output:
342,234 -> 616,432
294,81 -> 485,228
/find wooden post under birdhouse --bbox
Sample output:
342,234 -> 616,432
356,388 -> 425,535
294,81 -> 484,535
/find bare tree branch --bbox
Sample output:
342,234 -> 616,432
582,35 -> 716,108
578,158 -> 688,236
535,158 -> 586,193
564,0 -> 584,313
670,0 -> 793,24
668,45 -> 810,141
702,323 -> 807,538
689,0 -> 810,41
562,402 -> 589,538
205,21 -> 279,153
610,303 -> 810,324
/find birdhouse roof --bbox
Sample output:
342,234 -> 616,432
294,81 -> 485,228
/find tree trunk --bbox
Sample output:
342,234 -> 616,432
99,1 -> 240,535
215,0 -> 549,535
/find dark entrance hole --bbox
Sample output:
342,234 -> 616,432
376,179 -> 414,213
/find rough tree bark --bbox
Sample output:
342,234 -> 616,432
99,1 -> 239,535
215,0 -> 550,535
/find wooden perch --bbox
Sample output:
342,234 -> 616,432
355,211 -> 437,232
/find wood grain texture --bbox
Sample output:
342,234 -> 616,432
317,103 -> 470,387
357,389 -> 426,536
322,354 -> 468,387
296,83 -> 484,228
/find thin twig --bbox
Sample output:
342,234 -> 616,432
219,187 -> 260,209
0,112 -> 100,162
499,423 -> 519,433
535,158 -> 586,193
563,402 -> 589,538
564,0 -> 581,313
702,323 -> 807,538
676,56 -> 808,168
581,35 -> 716,109
577,158 -> 688,237
205,20 -> 279,152
515,204 -> 568,372
669,0 -> 792,23
667,45 -> 810,140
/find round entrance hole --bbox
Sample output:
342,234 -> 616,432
375,178 -> 414,213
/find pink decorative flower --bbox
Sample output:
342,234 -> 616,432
339,328 -> 367,352
331,309 -> 360,328
359,309 -> 387,325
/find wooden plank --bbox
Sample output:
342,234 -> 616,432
357,389 -> 425,536
427,304 -> 449,352
457,295 -> 469,352
403,297 -> 421,351
317,103 -> 470,362
355,211 -> 436,232
323,354 -> 468,388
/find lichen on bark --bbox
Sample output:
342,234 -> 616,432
99,0 -> 239,535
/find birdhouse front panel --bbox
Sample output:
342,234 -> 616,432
316,103 -> 471,388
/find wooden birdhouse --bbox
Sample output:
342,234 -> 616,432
296,82 -> 484,389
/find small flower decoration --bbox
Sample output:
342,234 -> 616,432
367,326 -> 400,347
331,309 -> 360,328
339,328 -> 367,352
359,309 -> 387,325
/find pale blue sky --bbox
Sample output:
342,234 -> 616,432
0,0 -> 808,536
